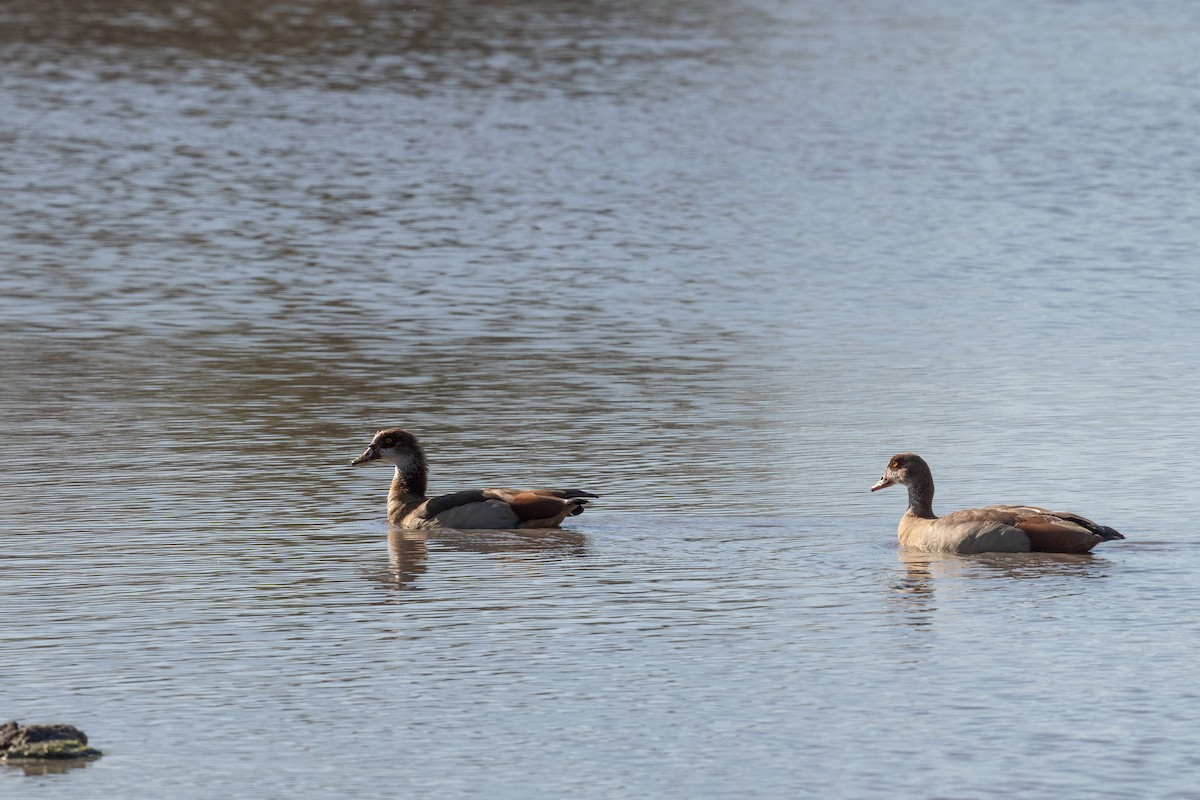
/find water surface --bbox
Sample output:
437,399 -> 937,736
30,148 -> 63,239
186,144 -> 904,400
4,1 -> 1200,797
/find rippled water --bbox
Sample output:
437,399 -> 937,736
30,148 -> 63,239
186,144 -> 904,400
5,1 -> 1200,797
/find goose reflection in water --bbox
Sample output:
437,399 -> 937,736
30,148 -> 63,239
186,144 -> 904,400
373,526 -> 588,593
887,548 -> 1113,631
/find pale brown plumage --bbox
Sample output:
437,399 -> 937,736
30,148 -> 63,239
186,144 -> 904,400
352,427 -> 597,530
871,452 -> 1125,554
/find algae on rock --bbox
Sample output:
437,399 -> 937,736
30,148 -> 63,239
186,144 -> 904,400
0,721 -> 102,761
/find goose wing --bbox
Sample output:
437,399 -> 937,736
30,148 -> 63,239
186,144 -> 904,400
942,505 -> 1124,553
484,488 -> 597,524
414,488 -> 596,529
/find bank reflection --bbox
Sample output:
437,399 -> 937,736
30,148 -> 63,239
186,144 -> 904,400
373,526 -> 587,593
0,0 -> 770,97
0,758 -> 94,777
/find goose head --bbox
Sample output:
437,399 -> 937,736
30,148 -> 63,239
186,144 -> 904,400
351,427 -> 426,468
870,452 -> 932,492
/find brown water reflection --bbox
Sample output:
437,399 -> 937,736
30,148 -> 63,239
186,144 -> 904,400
1,0 -> 770,95
0,0 -> 806,522
0,759 -> 94,778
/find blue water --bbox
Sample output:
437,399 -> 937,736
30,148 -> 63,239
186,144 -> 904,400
4,1 -> 1200,797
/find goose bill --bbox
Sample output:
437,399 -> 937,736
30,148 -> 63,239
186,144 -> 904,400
352,446 -> 381,466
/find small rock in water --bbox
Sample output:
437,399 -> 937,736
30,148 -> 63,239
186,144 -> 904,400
0,721 -> 102,760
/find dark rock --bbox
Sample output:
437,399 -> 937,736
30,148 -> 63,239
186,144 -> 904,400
0,721 -> 101,760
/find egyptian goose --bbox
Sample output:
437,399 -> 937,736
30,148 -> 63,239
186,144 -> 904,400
871,453 -> 1124,554
351,427 -> 597,529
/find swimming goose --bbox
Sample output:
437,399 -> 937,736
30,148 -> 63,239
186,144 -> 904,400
352,427 -> 597,529
871,453 -> 1124,554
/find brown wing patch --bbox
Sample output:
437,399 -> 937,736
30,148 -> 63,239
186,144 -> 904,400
490,488 -> 598,500
1014,516 -> 1101,553
507,492 -> 575,523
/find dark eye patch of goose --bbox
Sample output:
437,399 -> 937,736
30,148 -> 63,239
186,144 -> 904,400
379,435 -> 395,447
889,456 -> 906,470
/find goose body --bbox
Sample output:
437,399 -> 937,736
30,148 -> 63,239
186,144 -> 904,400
871,453 -> 1124,554
352,428 -> 596,530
